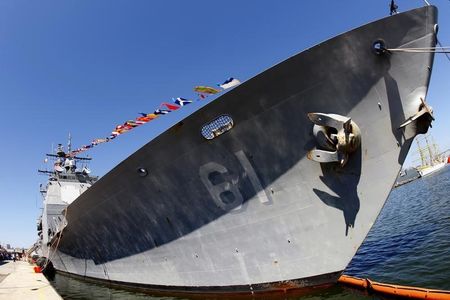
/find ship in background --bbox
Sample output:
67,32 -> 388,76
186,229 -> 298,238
394,167 -> 421,188
36,5 -> 440,297
414,134 -> 447,177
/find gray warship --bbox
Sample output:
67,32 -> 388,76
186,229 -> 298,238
36,5 -> 439,297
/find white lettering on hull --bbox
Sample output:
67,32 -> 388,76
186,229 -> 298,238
199,150 -> 271,212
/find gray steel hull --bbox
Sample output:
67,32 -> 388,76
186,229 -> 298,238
44,6 -> 437,295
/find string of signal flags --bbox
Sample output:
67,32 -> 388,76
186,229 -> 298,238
68,77 -> 241,157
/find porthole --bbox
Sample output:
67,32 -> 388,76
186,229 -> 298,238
137,168 -> 148,177
201,115 -> 234,140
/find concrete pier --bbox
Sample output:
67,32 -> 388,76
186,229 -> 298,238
0,261 -> 62,300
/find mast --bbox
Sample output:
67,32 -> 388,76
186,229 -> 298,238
424,134 -> 434,166
431,135 -> 440,163
38,136 -> 92,176
416,138 -> 427,167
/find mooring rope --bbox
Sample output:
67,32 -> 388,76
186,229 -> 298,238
41,206 -> 68,271
386,43 -> 450,64
386,46 -> 450,53
437,38 -> 450,63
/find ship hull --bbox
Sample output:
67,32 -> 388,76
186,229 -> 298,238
42,6 -> 437,295
419,162 -> 447,177
55,268 -> 340,297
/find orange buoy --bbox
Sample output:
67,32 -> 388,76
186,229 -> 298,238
338,274 -> 368,289
33,266 -> 42,273
338,275 -> 450,300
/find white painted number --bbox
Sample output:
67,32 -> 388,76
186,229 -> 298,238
199,162 -> 244,211
199,150 -> 272,211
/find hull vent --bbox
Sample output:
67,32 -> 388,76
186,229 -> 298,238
201,115 -> 234,140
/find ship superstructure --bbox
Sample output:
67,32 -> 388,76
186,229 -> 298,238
37,143 -> 97,260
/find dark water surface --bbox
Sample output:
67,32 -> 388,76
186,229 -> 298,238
345,165 -> 450,290
48,166 -> 450,299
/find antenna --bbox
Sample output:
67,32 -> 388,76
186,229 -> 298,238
68,133 -> 72,153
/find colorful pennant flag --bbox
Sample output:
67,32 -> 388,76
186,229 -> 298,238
134,120 -> 147,125
136,116 -> 151,122
125,120 -> 140,127
140,113 -> 159,120
92,138 -> 108,144
154,109 -> 170,115
173,97 -> 193,106
194,86 -> 221,94
219,77 -> 240,90
161,102 -> 180,111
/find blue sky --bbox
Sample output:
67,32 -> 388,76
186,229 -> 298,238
1,0 -> 449,248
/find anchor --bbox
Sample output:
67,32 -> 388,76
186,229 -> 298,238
399,97 -> 434,134
307,113 -> 361,167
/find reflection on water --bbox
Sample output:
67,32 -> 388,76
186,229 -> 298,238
48,272 -> 159,299
48,166 -> 450,299
48,274 -> 382,300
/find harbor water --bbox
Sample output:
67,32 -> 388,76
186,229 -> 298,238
47,165 -> 450,299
